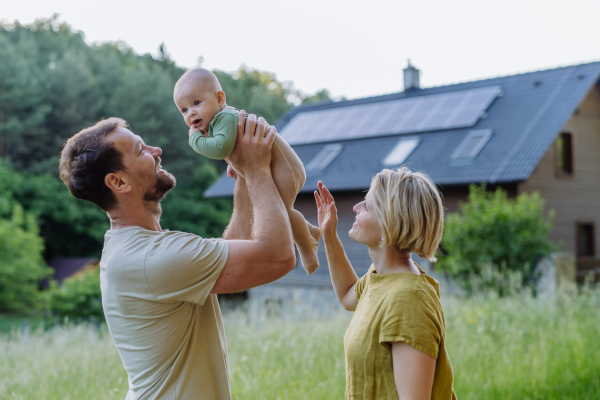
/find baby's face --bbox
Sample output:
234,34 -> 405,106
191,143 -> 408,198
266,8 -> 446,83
174,78 -> 224,134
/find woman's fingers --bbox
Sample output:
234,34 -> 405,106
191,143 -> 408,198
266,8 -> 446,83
314,191 -> 322,208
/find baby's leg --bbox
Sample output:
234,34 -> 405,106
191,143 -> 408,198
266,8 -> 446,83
271,136 -> 321,274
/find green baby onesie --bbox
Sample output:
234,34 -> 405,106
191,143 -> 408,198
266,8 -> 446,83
188,108 -> 238,160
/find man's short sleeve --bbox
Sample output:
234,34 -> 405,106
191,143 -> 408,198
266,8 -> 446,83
142,231 -> 229,305
378,289 -> 442,358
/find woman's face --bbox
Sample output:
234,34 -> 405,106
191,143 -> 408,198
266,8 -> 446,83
349,191 -> 383,247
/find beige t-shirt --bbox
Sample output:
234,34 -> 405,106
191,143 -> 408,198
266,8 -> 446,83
100,226 -> 230,400
344,263 -> 457,400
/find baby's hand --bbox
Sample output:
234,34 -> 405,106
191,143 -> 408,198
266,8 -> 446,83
189,125 -> 208,138
227,165 -> 237,179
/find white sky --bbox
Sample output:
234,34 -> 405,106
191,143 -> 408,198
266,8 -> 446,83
3,0 -> 600,100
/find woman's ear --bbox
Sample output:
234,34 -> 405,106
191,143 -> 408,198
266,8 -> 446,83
105,172 -> 132,195
217,91 -> 226,107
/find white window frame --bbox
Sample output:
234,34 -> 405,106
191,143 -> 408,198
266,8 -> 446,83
305,143 -> 343,173
382,137 -> 420,166
451,129 -> 493,161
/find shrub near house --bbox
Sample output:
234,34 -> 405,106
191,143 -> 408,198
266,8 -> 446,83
47,266 -> 103,322
437,185 -> 555,295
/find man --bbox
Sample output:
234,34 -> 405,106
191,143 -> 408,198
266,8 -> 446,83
59,112 -> 295,400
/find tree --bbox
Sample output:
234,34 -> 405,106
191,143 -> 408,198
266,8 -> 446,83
300,89 -> 333,105
0,203 -> 51,313
0,160 -> 107,260
215,66 -> 293,124
436,185 -> 555,295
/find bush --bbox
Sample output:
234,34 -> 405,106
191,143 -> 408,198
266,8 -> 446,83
437,185 -> 554,295
0,204 -> 51,313
47,265 -> 103,322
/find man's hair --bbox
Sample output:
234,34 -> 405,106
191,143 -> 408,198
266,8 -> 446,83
59,118 -> 128,212
370,166 -> 444,262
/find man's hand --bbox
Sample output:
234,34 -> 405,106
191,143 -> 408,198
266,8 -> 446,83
227,110 -> 276,177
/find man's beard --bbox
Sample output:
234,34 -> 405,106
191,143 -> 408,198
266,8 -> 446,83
143,170 -> 177,215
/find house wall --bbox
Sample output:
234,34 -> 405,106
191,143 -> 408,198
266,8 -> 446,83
518,84 -> 600,256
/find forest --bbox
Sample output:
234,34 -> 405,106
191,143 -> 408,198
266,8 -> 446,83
0,15 -> 329,262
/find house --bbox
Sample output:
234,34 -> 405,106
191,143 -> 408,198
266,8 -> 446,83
47,258 -> 99,284
205,61 -> 600,287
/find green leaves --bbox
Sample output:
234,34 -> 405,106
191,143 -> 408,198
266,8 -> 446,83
0,204 -> 51,313
46,265 -> 103,321
437,185 -> 555,295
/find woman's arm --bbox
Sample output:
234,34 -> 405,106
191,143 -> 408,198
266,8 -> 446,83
391,342 -> 436,400
315,181 -> 360,311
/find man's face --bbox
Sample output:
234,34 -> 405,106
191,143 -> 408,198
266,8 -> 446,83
174,78 -> 223,134
104,127 -> 176,204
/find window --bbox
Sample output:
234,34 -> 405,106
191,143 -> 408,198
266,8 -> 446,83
451,129 -> 492,161
305,144 -> 343,173
556,132 -> 573,175
577,223 -> 595,258
382,137 -> 420,166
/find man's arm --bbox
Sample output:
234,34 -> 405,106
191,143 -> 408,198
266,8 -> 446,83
222,112 -> 254,241
222,176 -> 253,240
211,113 -> 295,293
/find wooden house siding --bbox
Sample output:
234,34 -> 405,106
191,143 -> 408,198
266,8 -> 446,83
517,85 -> 600,256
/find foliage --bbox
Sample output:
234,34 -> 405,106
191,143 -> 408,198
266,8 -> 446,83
215,66 -> 295,125
0,16 -> 324,261
0,204 -> 51,313
160,162 -> 232,238
0,160 -> 107,259
46,265 -> 103,322
300,88 -> 333,105
437,185 -> 555,295
2,290 -> 600,399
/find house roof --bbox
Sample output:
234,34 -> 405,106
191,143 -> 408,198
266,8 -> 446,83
48,257 -> 99,283
204,62 -> 600,198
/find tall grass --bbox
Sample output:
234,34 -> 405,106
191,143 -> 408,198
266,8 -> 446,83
1,289 -> 599,400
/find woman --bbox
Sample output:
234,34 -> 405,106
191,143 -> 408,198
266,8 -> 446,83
314,167 -> 457,400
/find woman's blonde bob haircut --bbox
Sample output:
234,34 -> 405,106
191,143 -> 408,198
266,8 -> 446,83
369,166 -> 444,262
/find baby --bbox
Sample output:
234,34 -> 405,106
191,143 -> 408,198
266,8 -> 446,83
173,68 -> 321,275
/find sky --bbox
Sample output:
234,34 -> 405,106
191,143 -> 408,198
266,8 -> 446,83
3,0 -> 600,100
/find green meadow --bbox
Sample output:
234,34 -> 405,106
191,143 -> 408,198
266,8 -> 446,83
1,289 -> 599,400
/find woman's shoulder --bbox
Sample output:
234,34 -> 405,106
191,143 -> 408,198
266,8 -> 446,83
379,273 -> 442,310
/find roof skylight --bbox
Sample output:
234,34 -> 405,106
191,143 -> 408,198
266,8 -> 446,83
305,143 -> 343,172
382,137 -> 420,166
451,129 -> 492,161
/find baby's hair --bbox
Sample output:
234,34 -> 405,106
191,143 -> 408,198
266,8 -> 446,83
174,68 -> 222,94
369,166 -> 444,262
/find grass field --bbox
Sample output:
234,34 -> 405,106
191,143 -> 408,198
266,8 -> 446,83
1,288 -> 599,400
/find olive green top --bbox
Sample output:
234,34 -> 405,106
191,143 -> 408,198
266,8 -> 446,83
344,263 -> 457,400
189,108 -> 239,160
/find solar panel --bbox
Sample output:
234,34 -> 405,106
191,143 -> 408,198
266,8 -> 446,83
281,86 -> 501,145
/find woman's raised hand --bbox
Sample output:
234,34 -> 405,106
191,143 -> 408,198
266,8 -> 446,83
314,181 -> 338,238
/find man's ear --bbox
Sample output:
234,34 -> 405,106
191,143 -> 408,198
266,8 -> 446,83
105,172 -> 132,195
217,91 -> 226,107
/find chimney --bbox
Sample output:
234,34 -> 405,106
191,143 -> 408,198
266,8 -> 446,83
403,59 -> 420,90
